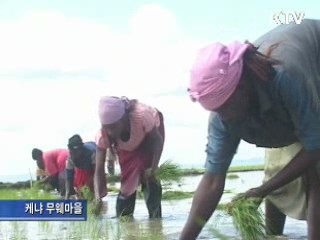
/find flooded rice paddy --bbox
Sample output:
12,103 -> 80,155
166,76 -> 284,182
0,171 -> 307,239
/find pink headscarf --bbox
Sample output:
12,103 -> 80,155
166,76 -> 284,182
98,96 -> 129,125
188,41 -> 250,111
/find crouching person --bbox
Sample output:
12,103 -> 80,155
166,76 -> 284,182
94,96 -> 165,218
65,134 -> 97,199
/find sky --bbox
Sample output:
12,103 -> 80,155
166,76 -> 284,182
1,0 -> 319,176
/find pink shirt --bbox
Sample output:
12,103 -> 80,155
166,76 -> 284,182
96,102 -> 160,151
43,149 -> 69,176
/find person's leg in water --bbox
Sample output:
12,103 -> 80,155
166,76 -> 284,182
116,191 -> 137,218
265,199 -> 286,236
306,164 -> 320,240
142,178 -> 162,218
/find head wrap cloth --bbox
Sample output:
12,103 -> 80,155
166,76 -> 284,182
98,96 -> 130,125
188,41 -> 250,111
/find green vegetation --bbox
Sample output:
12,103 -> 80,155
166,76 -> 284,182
162,191 -> 194,200
223,189 -> 233,194
226,173 -> 239,179
228,164 -> 264,173
0,186 -> 168,239
107,174 -> 121,183
0,181 -> 31,189
0,187 -> 58,200
0,162 -> 266,239
0,164 -> 263,190
216,203 -> 228,211
180,164 -> 264,176
108,186 -> 120,193
226,197 -> 265,240
155,160 -> 183,183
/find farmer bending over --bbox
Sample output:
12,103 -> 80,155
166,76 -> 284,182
180,19 -> 320,240
32,148 -> 68,196
94,96 -> 165,218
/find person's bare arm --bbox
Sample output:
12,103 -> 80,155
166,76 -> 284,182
148,127 -> 164,169
180,172 -> 226,240
247,149 -> 320,197
94,147 -> 107,200
65,169 -> 75,199
143,127 -> 164,179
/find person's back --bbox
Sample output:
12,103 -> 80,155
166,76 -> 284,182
43,149 -> 68,176
255,19 -> 320,109
253,19 -> 320,234
65,135 -> 97,198
73,142 -> 96,170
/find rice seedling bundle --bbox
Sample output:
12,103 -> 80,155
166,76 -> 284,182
226,196 -> 265,240
154,160 -> 183,183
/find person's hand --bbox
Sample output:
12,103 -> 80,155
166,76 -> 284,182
226,188 -> 263,214
242,186 -> 267,199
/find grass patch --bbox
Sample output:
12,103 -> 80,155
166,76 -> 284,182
227,173 -> 239,179
107,174 -> 121,183
162,191 -> 194,200
228,164 -> 264,173
226,197 -> 265,240
216,203 -> 228,210
223,189 -> 233,194
108,186 -> 120,193
99,164 -> 264,184
136,190 -> 194,200
0,181 -> 31,189
181,164 -> 264,176
181,168 -> 205,175
0,188 -> 58,200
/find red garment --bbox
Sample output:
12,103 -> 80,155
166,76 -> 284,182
74,168 -> 94,192
119,113 -> 165,197
43,149 -> 68,176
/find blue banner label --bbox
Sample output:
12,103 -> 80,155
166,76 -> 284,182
0,200 -> 87,221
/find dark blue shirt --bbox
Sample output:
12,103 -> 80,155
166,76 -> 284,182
66,142 -> 97,180
206,69 -> 320,173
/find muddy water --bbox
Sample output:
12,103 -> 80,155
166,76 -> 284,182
0,171 -> 308,240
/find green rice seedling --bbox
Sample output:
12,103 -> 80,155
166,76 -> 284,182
0,189 -> 18,199
107,174 -> 121,183
181,168 -> 205,176
10,221 -> 27,240
38,221 -> 53,235
216,203 -> 228,210
162,191 -> 194,200
223,189 -> 233,194
20,187 -> 58,200
33,180 -> 53,192
228,164 -> 264,173
227,173 -> 239,179
0,188 -> 58,200
226,197 -> 265,240
79,186 -> 95,201
155,160 -> 183,183
77,186 -> 101,216
108,186 -> 120,193
70,215 -> 103,240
